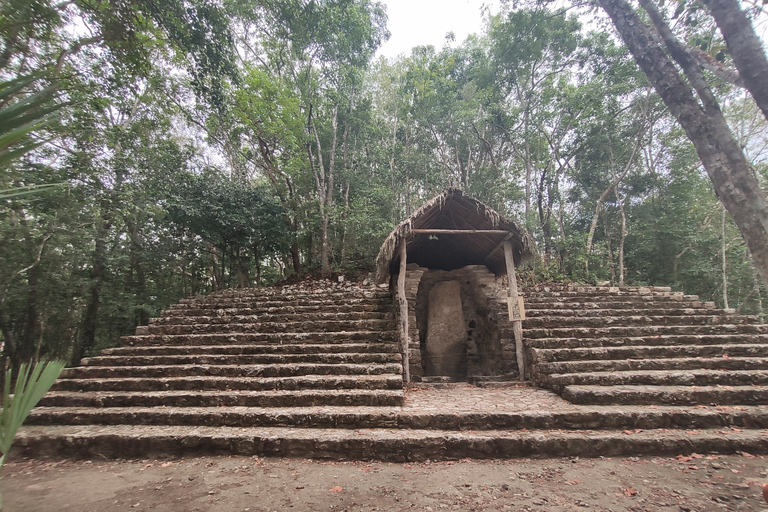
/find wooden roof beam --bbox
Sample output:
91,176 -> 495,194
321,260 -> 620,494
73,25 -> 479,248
409,229 -> 510,235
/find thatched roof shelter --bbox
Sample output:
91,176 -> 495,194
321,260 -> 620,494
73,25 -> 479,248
375,188 -> 535,283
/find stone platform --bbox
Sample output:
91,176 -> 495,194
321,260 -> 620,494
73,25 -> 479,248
15,282 -> 768,462
17,384 -> 768,461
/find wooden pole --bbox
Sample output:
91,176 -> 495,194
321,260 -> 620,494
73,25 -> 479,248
398,238 -> 411,384
503,240 -> 525,381
483,233 -> 512,264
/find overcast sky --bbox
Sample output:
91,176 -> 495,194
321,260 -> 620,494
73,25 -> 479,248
376,0 -> 500,59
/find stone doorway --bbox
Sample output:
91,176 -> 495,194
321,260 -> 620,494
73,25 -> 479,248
424,280 -> 466,379
416,266 -> 510,382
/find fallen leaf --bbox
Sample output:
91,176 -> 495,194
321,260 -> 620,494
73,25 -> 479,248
329,486 -> 343,493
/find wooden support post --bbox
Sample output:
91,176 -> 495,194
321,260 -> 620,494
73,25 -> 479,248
398,239 -> 411,384
503,240 -> 525,381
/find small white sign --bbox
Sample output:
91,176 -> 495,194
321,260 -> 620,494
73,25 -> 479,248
507,296 -> 526,321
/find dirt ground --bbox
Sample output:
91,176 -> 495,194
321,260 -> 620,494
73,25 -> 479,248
3,453 -> 768,512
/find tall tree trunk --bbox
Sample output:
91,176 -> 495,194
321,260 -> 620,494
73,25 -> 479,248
614,185 -> 627,287
722,206 -> 729,309
72,200 -> 112,366
340,181 -> 350,268
310,105 -> 338,276
598,0 -> 768,290
124,215 -> 148,326
703,0 -> 768,122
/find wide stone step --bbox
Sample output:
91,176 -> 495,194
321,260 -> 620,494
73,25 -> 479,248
524,295 -> 705,305
146,319 -> 394,335
525,307 -> 734,318
526,333 -> 768,350
523,299 -> 693,309
530,343 -> 768,363
81,352 -> 401,367
101,343 -> 400,357
38,389 -> 404,408
26,404 -> 768,430
151,311 -> 391,325
524,324 -> 768,339
525,314 -> 753,329
526,292 -> 688,300
121,331 -> 397,347
61,362 -> 404,379
51,374 -> 403,392
203,288 -> 390,298
562,385 -> 768,406
177,296 -> 389,308
536,356 -> 768,375
546,369 -> 768,390
14,424 -> 768,461
162,303 -> 391,317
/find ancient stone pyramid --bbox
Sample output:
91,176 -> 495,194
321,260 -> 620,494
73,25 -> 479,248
17,281 -> 768,460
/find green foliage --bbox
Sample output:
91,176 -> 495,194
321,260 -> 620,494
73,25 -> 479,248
0,360 -> 65,507
1,0 -> 766,370
0,73 -> 64,169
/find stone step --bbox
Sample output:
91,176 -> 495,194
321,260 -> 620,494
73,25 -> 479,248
546,370 -> 768,390
121,331 -> 397,347
521,290 -> 713,305
526,290 -> 687,299
25,404 -> 768,430
562,385 -> 768,406
536,356 -> 768,375
151,311 -> 391,325
524,300 -> 706,310
531,285 -> 675,294
176,296 -> 389,308
525,307 -> 734,318
524,314 -> 753,329
524,324 -> 768,339
162,303 -> 391,317
80,352 -> 401,367
51,374 -> 403,392
530,343 -> 768,363
202,287 -> 390,298
101,343 -> 400,357
145,319 -> 395,335
526,333 -> 768,350
38,389 -> 404,408
14,424 -> 768,461
60,362 -> 404,379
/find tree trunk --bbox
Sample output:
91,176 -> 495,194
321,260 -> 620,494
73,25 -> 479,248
722,206 -> 729,309
703,0 -> 768,122
598,0 -> 768,290
72,201 -> 111,366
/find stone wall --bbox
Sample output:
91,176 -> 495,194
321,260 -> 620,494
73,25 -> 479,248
394,264 -> 518,382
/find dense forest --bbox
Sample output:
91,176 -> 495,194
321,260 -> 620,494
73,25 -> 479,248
1,0 -> 767,368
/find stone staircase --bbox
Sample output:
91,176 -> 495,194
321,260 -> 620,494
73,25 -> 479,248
15,281 -> 768,461
39,282 -> 403,409
526,284 -> 768,406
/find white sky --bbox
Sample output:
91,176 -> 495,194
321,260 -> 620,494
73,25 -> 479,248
376,0 -> 500,59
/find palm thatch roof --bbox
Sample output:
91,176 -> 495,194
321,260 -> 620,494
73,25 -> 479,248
375,188 -> 536,283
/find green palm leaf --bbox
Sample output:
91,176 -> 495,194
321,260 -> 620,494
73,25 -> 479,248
0,360 -> 65,471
